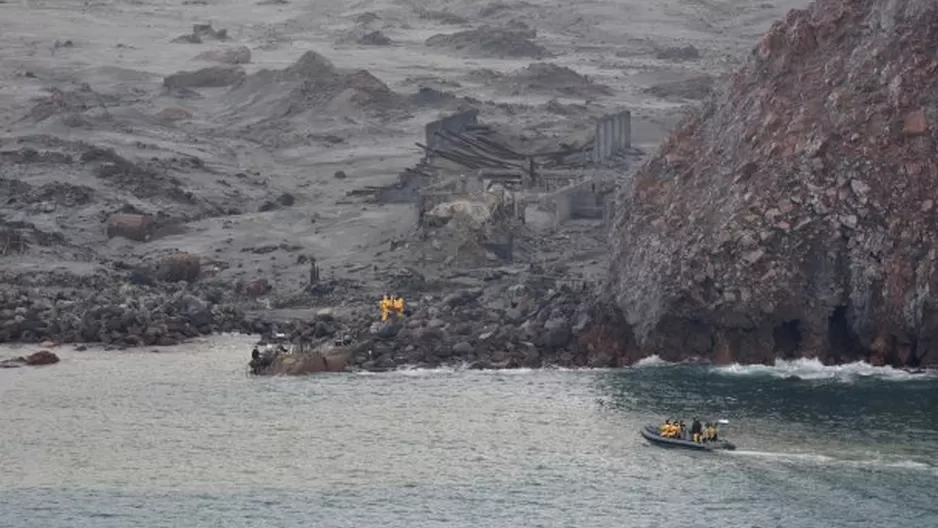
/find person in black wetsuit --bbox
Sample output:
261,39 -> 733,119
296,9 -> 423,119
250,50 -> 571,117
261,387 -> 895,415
690,418 -> 703,442
249,346 -> 276,375
249,347 -> 262,374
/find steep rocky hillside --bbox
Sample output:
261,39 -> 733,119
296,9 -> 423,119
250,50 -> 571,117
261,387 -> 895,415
608,0 -> 938,367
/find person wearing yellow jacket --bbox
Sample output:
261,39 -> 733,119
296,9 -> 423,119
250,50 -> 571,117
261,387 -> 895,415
378,295 -> 391,322
392,296 -> 406,318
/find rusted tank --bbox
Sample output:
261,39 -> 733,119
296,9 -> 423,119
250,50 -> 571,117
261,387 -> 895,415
106,213 -> 154,242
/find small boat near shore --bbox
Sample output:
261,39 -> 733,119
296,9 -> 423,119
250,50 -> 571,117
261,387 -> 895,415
640,424 -> 736,451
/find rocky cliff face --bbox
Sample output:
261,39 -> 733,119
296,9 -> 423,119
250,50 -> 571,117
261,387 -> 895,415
608,0 -> 938,367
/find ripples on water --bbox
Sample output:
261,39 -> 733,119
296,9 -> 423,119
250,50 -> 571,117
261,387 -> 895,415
1,336 -> 937,527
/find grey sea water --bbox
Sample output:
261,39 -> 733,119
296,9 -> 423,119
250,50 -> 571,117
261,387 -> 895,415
2,336 -> 936,528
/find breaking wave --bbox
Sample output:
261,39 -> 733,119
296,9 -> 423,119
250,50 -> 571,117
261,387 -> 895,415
633,355 -> 669,367
711,358 -> 935,382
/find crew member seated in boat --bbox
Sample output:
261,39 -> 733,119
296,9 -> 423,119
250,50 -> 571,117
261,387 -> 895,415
665,420 -> 679,438
659,420 -> 671,435
678,420 -> 686,440
709,423 -> 719,441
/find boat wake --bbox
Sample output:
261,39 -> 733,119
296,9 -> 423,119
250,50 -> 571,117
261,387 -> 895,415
710,358 -> 935,382
723,449 -> 938,474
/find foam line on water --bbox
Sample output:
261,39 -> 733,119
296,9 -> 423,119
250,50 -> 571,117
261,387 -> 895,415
352,365 -> 613,377
711,358 -> 935,382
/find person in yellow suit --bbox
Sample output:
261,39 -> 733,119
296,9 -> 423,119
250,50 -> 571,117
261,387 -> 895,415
379,295 -> 391,322
392,296 -> 406,318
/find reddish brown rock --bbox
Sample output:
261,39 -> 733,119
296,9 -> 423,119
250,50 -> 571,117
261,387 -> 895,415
608,0 -> 938,367
1,350 -> 60,367
25,350 -> 59,365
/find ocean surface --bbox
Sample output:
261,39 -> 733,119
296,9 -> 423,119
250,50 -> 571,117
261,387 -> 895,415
2,335 -> 937,528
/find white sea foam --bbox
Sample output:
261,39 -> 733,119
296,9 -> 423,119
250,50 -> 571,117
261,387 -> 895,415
633,354 -> 669,367
711,358 -> 935,382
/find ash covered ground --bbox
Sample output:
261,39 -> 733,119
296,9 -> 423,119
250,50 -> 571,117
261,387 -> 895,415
0,0 -> 810,370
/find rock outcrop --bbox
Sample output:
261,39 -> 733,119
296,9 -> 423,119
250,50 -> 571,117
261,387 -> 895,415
609,0 -> 938,367
0,350 -> 60,368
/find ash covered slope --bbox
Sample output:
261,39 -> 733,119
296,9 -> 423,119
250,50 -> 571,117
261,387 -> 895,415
609,0 -> 938,367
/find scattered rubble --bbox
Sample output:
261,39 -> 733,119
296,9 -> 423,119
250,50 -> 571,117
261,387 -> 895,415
416,9 -> 469,25
154,107 -> 193,122
354,12 -> 381,25
172,23 -> 229,44
357,30 -> 392,46
163,66 -> 246,89
503,62 -> 613,97
478,2 -> 533,19
425,25 -> 548,59
644,75 -> 715,101
194,45 -> 252,64
25,85 -> 123,123
655,45 -> 701,61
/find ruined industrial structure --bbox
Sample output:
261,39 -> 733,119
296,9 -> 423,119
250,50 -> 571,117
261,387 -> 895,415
352,108 -> 637,267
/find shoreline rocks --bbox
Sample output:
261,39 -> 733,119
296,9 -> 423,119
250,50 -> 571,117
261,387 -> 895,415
0,265 -> 631,373
1,261 -> 930,375
0,273 -> 246,348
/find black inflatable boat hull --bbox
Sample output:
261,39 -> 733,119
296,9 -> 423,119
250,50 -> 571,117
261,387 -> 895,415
640,425 -> 736,451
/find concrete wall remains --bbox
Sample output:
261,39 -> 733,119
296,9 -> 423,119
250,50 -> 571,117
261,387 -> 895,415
538,179 -> 615,228
424,110 -> 480,157
589,111 -> 631,164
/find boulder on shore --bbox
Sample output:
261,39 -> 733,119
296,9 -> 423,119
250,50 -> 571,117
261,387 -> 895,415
0,350 -> 60,368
